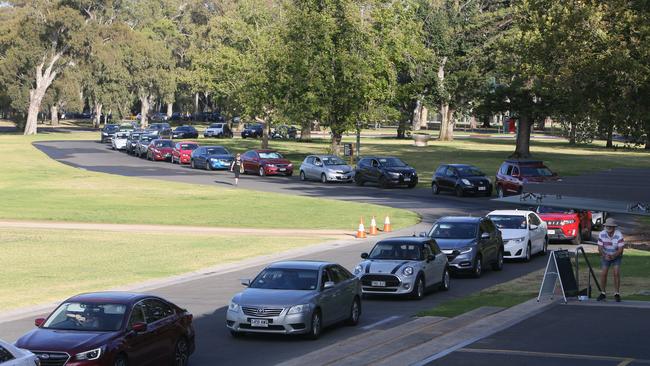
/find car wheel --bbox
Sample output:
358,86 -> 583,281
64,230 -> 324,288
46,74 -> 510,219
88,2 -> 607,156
114,355 -> 128,366
321,173 -> 327,184
259,167 -> 265,177
432,182 -> 440,195
345,297 -> 361,326
300,171 -> 306,181
206,161 -> 212,171
173,338 -> 189,366
541,236 -> 548,255
455,186 -> 464,197
492,248 -> 504,271
408,181 -> 417,189
439,267 -> 450,291
572,230 -> 582,245
525,242 -> 532,262
230,330 -> 243,338
306,310 -> 322,340
473,254 -> 483,278
191,160 -> 196,169
355,177 -> 364,186
497,186 -> 504,198
410,275 -> 425,300
379,176 -> 389,189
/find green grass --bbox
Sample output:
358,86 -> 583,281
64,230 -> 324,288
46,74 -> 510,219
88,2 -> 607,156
418,249 -> 650,318
0,132 -> 419,230
0,228 -> 326,312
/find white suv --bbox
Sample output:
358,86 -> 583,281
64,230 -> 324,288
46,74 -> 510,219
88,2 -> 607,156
203,123 -> 233,138
486,210 -> 548,261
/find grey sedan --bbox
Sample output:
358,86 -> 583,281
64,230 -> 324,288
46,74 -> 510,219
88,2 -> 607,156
299,155 -> 354,183
226,261 -> 362,339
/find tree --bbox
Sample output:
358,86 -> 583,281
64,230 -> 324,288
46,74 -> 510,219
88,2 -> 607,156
42,69 -> 83,125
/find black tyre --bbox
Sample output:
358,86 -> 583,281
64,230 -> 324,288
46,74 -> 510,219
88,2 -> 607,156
286,171 -> 293,177
572,230 -> 582,245
473,254 -> 483,278
410,275 -> 425,300
455,186 -> 464,197
492,248 -> 504,271
355,177 -> 364,186
173,338 -> 189,366
114,355 -> 128,366
230,330 -> 243,338
259,167 -> 265,177
525,242 -> 532,262
541,236 -> 548,255
206,161 -> 212,171
345,297 -> 361,326
432,182 -> 440,195
439,267 -> 450,291
379,176 -> 389,189
320,173 -> 327,184
191,160 -> 196,169
306,310 -> 322,340
300,171 -> 306,181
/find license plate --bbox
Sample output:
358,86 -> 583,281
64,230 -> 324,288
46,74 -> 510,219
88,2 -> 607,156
478,187 -> 486,191
250,319 -> 268,327
371,281 -> 386,287
404,178 -> 411,182
548,230 -> 555,234
279,168 -> 286,172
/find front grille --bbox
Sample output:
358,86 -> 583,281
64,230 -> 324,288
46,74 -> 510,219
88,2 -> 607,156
275,164 -> 289,168
242,306 -> 284,317
33,351 -> 70,366
361,274 -> 400,287
240,324 -> 285,331
547,220 -> 561,226
362,287 -> 398,292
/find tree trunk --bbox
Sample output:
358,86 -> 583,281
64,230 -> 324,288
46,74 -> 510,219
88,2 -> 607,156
50,105 -> 59,126
203,91 -> 210,112
469,116 -> 477,129
193,92 -> 199,117
439,104 -> 455,141
397,119 -> 407,139
646,133 -> 650,150
259,116 -> 270,149
412,99 -> 422,131
606,124 -> 613,148
140,95 -> 150,128
166,102 -> 173,118
300,121 -> 311,142
569,121 -> 577,145
24,54 -> 62,135
511,115 -> 533,158
420,106 -> 428,130
331,130 -> 343,155
93,103 -> 102,128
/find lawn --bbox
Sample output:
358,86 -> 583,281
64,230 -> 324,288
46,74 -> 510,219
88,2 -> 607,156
0,132 -> 419,230
418,249 -> 650,318
0,228 -> 326,312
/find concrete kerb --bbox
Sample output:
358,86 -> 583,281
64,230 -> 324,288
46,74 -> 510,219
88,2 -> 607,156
0,223 -> 426,325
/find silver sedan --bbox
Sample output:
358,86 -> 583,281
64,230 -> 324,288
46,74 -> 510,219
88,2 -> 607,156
226,260 -> 362,339
299,155 -> 354,183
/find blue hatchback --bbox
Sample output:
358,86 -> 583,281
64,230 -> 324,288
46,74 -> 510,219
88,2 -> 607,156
191,146 -> 234,170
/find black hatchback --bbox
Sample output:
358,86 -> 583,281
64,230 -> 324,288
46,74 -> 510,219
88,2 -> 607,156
241,123 -> 264,138
354,157 -> 418,188
172,125 -> 199,139
431,164 -> 492,197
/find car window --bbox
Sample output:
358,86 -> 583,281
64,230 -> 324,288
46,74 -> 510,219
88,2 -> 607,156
358,159 -> 369,168
445,167 -> 456,177
0,345 -> 14,362
128,302 -> 146,327
369,243 -> 422,260
429,222 -> 478,239
320,269 -> 332,289
314,157 -> 322,166
505,165 -> 514,175
323,156 -> 346,165
429,241 -> 442,255
259,152 -> 282,159
304,157 -> 314,165
326,268 -> 344,284
329,266 -> 351,283
371,159 -> 379,167
499,164 -> 508,175
529,213 -> 542,226
142,299 -> 174,324
512,166 -> 520,176
435,166 -> 447,175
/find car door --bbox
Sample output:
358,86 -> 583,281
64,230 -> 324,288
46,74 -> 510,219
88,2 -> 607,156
142,299 -> 177,364
485,219 -> 501,261
428,241 -> 447,283
318,268 -> 342,326
124,302 -> 157,366
528,213 -> 544,252
369,159 -> 381,182
443,166 -> 457,191
329,265 -> 356,321
510,166 -> 521,193
478,220 -> 496,264
312,157 -> 324,179
421,242 -> 439,285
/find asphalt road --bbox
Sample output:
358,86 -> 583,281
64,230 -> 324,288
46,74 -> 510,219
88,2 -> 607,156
1,140 -> 550,365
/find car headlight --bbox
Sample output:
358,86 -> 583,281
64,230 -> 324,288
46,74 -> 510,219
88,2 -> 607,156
288,163 -> 293,168
353,264 -> 363,275
461,178 -> 472,186
388,172 -> 400,178
508,237 -> 526,244
228,301 -> 240,312
561,219 -> 575,225
287,304 -> 310,315
75,347 -> 103,361
458,246 -> 474,254
402,266 -> 414,276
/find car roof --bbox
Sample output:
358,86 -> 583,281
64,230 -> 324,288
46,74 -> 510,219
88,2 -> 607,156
66,292 -> 150,304
375,236 -> 434,245
267,260 -> 332,270
487,210 -> 533,216
437,216 -> 483,223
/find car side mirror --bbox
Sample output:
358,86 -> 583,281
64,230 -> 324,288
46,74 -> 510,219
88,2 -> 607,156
131,322 -> 147,333
427,254 -> 435,262
323,281 -> 335,290
240,279 -> 251,287
35,318 -> 45,327
529,224 -> 538,230
481,232 -> 490,239
360,252 -> 369,259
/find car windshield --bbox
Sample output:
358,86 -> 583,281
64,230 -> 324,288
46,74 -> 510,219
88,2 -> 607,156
209,124 -> 223,128
139,136 -> 155,142
104,125 -> 119,132
42,302 -> 127,332
456,166 -> 484,177
322,157 -> 346,166
115,133 -> 129,138
379,158 -> 407,167
537,206 -> 575,214
368,243 -> 422,260
259,152 -> 282,159
249,268 -> 319,290
206,147 -> 229,155
175,127 -> 188,131
179,143 -> 198,150
155,141 -> 173,148
520,166 -> 554,177
488,215 -> 527,229
429,222 -> 477,239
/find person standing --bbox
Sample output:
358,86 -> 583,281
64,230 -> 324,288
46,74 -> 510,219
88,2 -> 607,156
597,218 -> 625,302
230,153 -> 242,186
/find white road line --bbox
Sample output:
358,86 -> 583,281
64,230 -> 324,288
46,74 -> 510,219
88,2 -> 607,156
361,315 -> 402,330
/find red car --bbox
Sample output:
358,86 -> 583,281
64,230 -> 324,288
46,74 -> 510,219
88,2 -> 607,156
536,206 -> 592,244
495,159 -> 559,197
172,141 -> 199,164
241,149 -> 293,176
15,292 -> 195,366
146,139 -> 174,161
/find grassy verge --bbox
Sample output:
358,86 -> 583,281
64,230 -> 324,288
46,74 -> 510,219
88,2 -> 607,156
0,228 -> 328,312
418,249 -> 650,318
0,132 -> 419,230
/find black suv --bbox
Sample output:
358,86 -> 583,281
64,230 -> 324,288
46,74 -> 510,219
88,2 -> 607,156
100,124 -> 120,143
172,125 -> 199,139
241,123 -> 264,138
428,216 -> 504,278
145,123 -> 172,138
354,156 -> 418,188
432,164 -> 492,197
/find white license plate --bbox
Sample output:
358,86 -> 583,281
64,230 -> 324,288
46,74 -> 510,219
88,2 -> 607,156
371,281 -> 386,287
548,230 -> 555,234
478,187 -> 486,191
279,168 -> 286,172
250,319 -> 268,327
404,178 -> 411,182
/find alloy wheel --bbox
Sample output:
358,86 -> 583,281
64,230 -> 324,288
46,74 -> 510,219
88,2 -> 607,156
474,255 -> 482,278
309,311 -> 321,340
321,174 -> 327,184
440,268 -> 450,291
259,167 -> 265,177
300,171 -> 306,181
432,183 -> 439,195
114,356 -> 128,366
174,338 -> 189,366
525,243 -> 532,262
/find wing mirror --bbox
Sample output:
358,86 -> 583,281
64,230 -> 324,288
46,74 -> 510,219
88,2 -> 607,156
323,281 -> 335,290
131,322 -> 147,333
481,232 -> 490,239
529,224 -> 538,230
34,318 -> 45,327
360,252 -> 369,259
240,279 -> 251,287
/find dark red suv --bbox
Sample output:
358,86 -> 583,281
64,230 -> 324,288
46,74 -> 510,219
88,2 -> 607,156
495,160 -> 558,197
241,149 -> 293,176
16,292 -> 195,366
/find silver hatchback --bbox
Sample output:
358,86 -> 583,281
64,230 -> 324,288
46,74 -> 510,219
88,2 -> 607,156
226,261 -> 362,339
299,155 -> 354,183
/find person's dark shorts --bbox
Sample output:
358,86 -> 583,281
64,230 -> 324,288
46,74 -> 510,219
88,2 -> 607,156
233,169 -> 240,178
601,255 -> 622,268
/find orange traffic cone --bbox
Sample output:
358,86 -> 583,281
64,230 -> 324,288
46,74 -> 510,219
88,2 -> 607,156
356,217 -> 367,239
383,215 -> 392,232
369,216 -> 378,235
